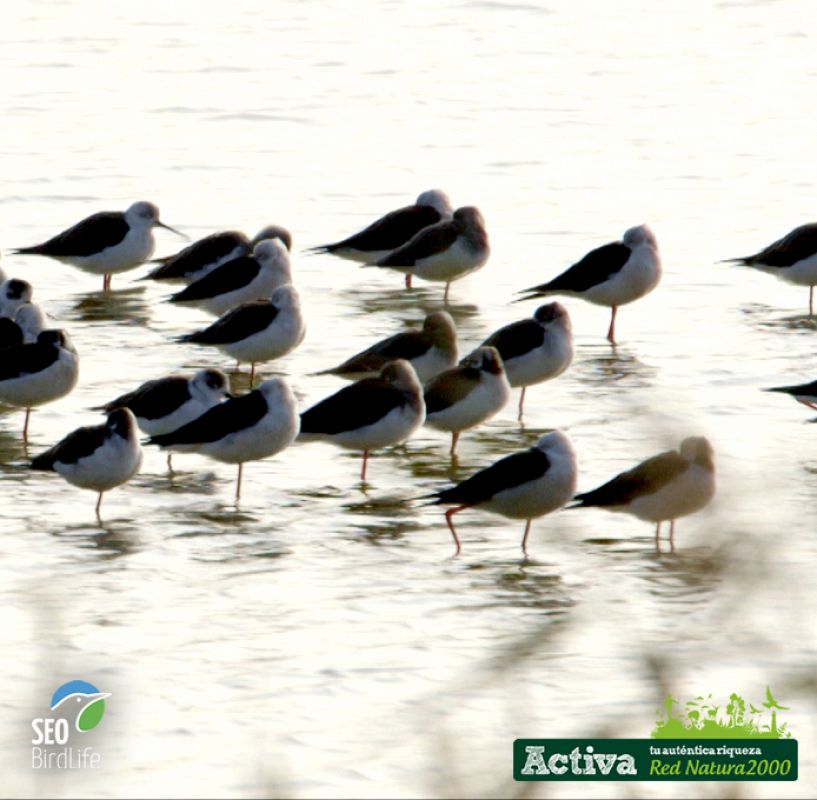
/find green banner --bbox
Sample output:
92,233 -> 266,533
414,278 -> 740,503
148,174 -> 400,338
513,739 -> 797,781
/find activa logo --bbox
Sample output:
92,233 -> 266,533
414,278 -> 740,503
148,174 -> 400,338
31,681 -> 110,769
521,745 -> 637,777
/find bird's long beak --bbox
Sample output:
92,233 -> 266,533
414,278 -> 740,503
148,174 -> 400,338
156,220 -> 188,240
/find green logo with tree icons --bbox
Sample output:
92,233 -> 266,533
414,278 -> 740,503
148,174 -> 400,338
652,687 -> 792,739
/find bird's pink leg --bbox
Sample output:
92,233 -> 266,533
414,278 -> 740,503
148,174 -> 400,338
443,281 -> 451,304
405,274 -> 412,289
654,521 -> 661,549
521,519 -> 533,554
517,387 -> 527,422
444,505 -> 469,554
606,306 -> 618,344
450,431 -> 459,456
235,463 -> 243,502
103,274 -> 111,291
669,520 -> 676,552
360,450 -> 369,482
95,492 -> 104,518
22,408 -> 31,443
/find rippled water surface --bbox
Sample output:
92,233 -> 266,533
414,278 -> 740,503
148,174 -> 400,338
3,1 -> 817,797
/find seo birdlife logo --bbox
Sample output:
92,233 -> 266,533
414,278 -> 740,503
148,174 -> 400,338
31,680 -> 110,769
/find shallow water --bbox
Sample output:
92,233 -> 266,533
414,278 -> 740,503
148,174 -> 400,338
2,1 -> 817,797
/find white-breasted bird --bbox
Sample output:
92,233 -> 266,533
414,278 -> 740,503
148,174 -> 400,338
0,329 -> 79,442
482,302 -> 573,420
168,238 -> 291,316
427,429 -> 578,555
30,408 -> 143,517
178,285 -> 305,383
516,224 -> 661,344
12,201 -> 184,291
308,189 -> 453,264
424,346 -> 511,455
97,368 -> 232,470
571,436 -> 715,549
144,224 -> 292,283
315,311 -> 457,383
147,377 -> 299,501
370,206 -> 490,300
299,360 -> 425,481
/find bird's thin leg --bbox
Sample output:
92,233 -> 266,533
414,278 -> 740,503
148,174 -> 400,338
444,505 -> 468,554
669,520 -> 676,553
103,274 -> 111,291
167,453 -> 174,473
655,521 -> 661,549
606,306 -> 618,344
450,430 -> 459,456
249,363 -> 256,385
95,492 -> 104,519
360,450 -> 369,482
235,463 -> 243,502
405,273 -> 412,289
810,286 -> 814,318
22,407 -> 31,443
443,281 -> 451,304
521,519 -> 533,555
517,387 -> 527,422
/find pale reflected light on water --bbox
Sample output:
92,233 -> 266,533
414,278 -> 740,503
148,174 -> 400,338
2,0 -> 817,797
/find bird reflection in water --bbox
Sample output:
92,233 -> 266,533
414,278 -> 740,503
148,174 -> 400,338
68,286 -> 151,326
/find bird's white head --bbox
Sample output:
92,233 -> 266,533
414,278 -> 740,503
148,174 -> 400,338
126,201 -> 185,238
14,302 -> 47,342
0,278 -> 33,314
533,301 -> 572,333
191,369 -> 231,404
270,283 -> 300,310
258,376 -> 297,408
252,225 -> 293,251
535,429 -> 576,461
379,359 -> 423,394
622,224 -> 657,249
462,345 -> 506,377
106,407 -> 137,439
416,189 -> 454,217
423,311 -> 457,353
254,237 -> 291,271
679,436 -> 715,470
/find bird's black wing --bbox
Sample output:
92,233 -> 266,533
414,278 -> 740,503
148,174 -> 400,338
104,376 -> 192,420
31,424 -> 108,470
146,231 -> 248,279
482,319 -> 544,361
765,380 -> 817,397
520,241 -> 631,295
0,319 -> 24,350
375,218 -> 460,267
743,224 -> 817,267
181,302 -> 279,345
148,390 -> 267,446
14,212 -> 130,257
300,380 -> 409,435
169,255 -> 260,302
433,448 -> 551,506
0,341 -> 58,381
573,450 -> 687,507
311,204 -> 442,254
